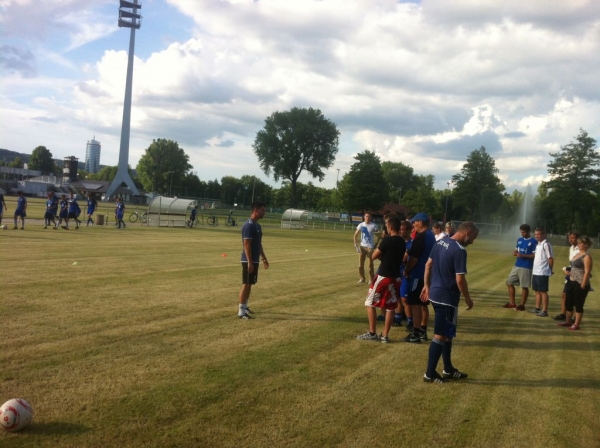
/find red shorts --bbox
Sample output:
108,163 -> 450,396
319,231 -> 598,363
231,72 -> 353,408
364,275 -> 400,310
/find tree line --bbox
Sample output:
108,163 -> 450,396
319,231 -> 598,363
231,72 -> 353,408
5,108 -> 598,235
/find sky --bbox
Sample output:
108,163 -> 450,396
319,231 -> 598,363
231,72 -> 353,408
1,0 -> 600,192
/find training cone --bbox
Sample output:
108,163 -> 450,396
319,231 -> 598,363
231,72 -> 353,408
72,262 -> 79,266
221,253 -> 227,257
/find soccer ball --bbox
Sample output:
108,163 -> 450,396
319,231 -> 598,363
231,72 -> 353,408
1,225 -> 6,230
0,398 -> 34,432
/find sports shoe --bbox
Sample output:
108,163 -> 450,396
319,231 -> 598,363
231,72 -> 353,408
502,303 -> 517,309
569,325 -> 580,331
405,322 -> 414,332
442,369 -> 469,379
392,320 -> 403,327
12,226 -> 17,229
238,313 -> 253,320
537,311 -> 548,317
380,334 -> 389,343
377,315 -> 385,322
356,331 -> 379,341
557,322 -> 571,327
515,305 -> 525,311
423,372 -> 447,383
245,307 -> 254,315
401,333 -> 421,343
357,279 -> 365,283
419,332 -> 429,341
43,226 -> 47,229
552,313 -> 566,321
529,308 -> 541,314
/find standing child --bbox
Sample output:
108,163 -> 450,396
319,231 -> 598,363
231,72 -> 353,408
189,205 -> 198,227
116,197 -> 126,229
531,227 -> 554,316
57,194 -> 69,229
86,194 -> 98,226
13,191 -> 27,230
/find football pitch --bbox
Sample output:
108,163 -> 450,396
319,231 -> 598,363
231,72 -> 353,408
1,224 -> 599,447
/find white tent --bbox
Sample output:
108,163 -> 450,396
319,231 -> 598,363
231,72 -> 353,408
281,209 -> 309,229
146,196 -> 197,227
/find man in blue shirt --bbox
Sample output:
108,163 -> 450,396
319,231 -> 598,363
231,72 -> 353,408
13,191 -> 27,230
238,201 -> 269,319
86,194 -> 98,226
420,221 -> 479,383
504,224 -> 537,310
44,191 -> 59,229
115,197 -> 126,229
68,194 -> 82,229
402,212 -> 436,343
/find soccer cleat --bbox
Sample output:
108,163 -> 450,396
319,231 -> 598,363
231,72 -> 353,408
405,322 -> 414,332
20,227 -> 24,230
552,314 -> 566,321
357,279 -> 365,283
442,369 -> 469,379
419,332 -> 429,341
43,226 -> 47,229
12,226 -> 17,229
569,325 -> 580,331
502,303 -> 517,309
380,334 -> 389,344
245,307 -> 254,315
537,311 -> 548,317
238,313 -> 253,320
557,322 -> 571,327
401,333 -> 421,343
392,320 -> 403,327
529,308 -> 541,314
423,372 -> 447,383
356,331 -> 379,341
515,305 -> 525,311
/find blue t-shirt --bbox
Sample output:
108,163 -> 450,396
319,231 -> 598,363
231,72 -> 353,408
400,239 -> 413,276
69,199 -> 80,214
87,198 -> 97,214
408,229 -> 436,279
428,238 -> 468,307
16,196 -> 27,212
46,197 -> 58,215
240,219 -> 262,263
190,209 -> 197,220
514,237 -> 537,269
116,202 -> 125,218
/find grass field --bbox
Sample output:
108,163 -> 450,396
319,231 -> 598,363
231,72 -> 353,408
1,223 -> 599,448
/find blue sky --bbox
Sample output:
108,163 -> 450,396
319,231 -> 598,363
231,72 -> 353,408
1,0 -> 599,192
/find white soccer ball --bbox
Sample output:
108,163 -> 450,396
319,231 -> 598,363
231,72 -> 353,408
0,398 -> 34,432
1,225 -> 6,230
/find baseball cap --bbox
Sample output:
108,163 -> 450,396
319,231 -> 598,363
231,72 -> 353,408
410,212 -> 429,223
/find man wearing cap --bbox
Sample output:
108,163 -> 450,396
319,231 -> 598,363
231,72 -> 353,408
402,212 -> 436,343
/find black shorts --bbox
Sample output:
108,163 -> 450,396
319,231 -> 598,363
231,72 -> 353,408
242,262 -> 259,285
406,278 -> 429,306
532,275 -> 549,292
432,302 -> 457,338
44,211 -> 56,220
565,281 -> 589,312
68,212 -> 78,219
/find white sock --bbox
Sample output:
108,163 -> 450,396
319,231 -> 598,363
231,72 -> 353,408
238,304 -> 246,316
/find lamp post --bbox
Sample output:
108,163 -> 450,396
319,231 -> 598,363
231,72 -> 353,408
444,181 -> 451,224
335,168 -> 340,213
243,186 -> 248,209
169,171 -> 174,197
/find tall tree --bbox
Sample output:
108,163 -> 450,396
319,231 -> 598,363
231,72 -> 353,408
381,161 -> 417,203
253,107 -> 339,208
29,146 -> 55,173
136,139 -> 192,195
339,150 -> 387,214
451,146 -> 504,221
542,129 -> 600,232
402,174 -> 438,216
8,157 -> 24,168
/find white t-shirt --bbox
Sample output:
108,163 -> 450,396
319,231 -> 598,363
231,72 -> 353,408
569,245 -> 580,262
435,231 -> 447,241
533,239 -> 554,276
356,222 -> 378,249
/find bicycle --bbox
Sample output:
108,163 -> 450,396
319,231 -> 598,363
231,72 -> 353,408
207,214 -> 218,226
129,210 -> 148,223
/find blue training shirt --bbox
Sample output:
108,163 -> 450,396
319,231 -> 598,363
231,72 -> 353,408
240,219 -> 262,263
514,237 -> 537,269
428,238 -> 468,307
408,229 -> 436,279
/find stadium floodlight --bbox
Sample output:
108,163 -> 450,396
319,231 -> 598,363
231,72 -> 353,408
106,0 -> 143,200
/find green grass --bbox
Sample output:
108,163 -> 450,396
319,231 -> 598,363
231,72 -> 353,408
1,225 -> 599,447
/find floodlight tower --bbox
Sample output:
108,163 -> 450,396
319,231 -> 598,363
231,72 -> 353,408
105,0 -> 143,200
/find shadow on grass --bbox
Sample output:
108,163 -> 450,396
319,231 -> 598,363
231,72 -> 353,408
466,378 -> 600,389
456,338 -> 599,351
260,311 -> 366,323
22,422 -> 90,435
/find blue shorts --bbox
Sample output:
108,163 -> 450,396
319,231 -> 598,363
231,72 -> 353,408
400,278 -> 409,298
532,275 -> 549,292
432,302 -> 457,338
14,210 -> 26,217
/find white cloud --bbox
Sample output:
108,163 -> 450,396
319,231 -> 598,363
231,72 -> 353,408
1,0 -> 599,194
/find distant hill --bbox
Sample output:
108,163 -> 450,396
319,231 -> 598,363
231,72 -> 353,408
0,148 -> 103,171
